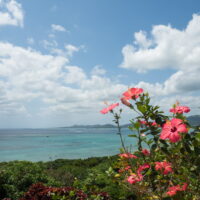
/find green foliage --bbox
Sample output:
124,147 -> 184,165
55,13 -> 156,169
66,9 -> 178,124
0,156 -> 121,199
0,161 -> 59,199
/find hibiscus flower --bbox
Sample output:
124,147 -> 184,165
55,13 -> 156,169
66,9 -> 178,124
170,106 -> 190,114
160,118 -> 188,143
119,153 -> 138,159
142,149 -> 150,156
155,161 -> 173,175
100,103 -> 119,114
127,173 -> 142,184
139,120 -> 160,127
137,163 -> 150,174
166,183 -> 188,196
122,88 -> 143,100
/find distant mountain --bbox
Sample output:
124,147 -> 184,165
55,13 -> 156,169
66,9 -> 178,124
60,115 -> 200,129
67,124 -> 132,128
63,124 -> 116,128
187,115 -> 200,126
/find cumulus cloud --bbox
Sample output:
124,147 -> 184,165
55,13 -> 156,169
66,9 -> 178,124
0,0 -> 24,27
0,41 -> 127,118
121,14 -> 200,95
121,14 -> 200,72
51,24 -> 66,32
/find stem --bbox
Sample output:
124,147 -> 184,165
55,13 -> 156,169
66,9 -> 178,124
115,115 -> 126,152
137,129 -> 142,151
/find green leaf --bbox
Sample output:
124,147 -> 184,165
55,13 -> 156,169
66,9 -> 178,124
151,144 -> 157,151
161,147 -> 170,155
195,132 -> 200,141
184,143 -> 192,153
147,139 -> 154,145
128,134 -> 138,138
137,104 -> 146,113
134,121 -> 140,130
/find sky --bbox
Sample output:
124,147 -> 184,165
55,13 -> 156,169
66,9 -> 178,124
0,0 -> 200,128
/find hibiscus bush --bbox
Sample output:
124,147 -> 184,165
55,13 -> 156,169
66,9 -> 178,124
101,88 -> 200,200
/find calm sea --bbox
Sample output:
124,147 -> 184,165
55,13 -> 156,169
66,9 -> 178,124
0,128 -> 137,162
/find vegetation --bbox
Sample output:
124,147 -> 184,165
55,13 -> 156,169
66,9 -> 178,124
0,156 -> 136,200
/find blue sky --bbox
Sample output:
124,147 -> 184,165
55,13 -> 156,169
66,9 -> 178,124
0,0 -> 200,128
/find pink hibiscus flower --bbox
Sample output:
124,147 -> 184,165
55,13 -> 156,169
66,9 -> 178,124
155,161 -> 173,175
166,183 -> 188,196
139,120 -> 160,127
127,173 -> 142,184
142,149 -> 150,156
160,118 -> 188,143
119,153 -> 138,159
118,165 -> 131,173
170,106 -> 190,114
122,88 -> 143,100
127,163 -> 150,184
137,163 -> 150,174
100,103 -> 119,114
166,185 -> 180,196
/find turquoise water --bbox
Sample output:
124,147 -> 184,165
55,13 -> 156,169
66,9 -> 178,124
0,128 -> 137,162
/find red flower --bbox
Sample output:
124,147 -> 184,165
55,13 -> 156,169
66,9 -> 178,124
119,153 -> 138,159
124,166 -> 131,171
160,118 -> 188,143
155,161 -> 173,175
166,185 -> 180,196
122,88 -> 143,100
118,165 -> 131,173
137,163 -> 150,174
142,149 -> 150,156
170,106 -> 190,114
181,183 -> 188,191
121,97 -> 132,107
139,120 -> 147,125
139,120 -> 160,127
127,173 -> 142,184
127,163 -> 150,184
100,103 -> 119,114
166,183 -> 188,196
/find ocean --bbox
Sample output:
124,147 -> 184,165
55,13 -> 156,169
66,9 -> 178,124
0,127 -> 137,162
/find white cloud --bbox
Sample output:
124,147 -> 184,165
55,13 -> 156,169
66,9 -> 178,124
120,14 -> 200,95
65,66 -> 86,84
51,24 -> 66,32
65,44 -> 80,57
121,14 -> 200,72
0,41 -> 127,119
0,0 -> 24,27
91,65 -> 106,76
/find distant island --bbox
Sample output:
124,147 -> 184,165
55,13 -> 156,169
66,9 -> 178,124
60,115 -> 200,129
187,115 -> 200,126
60,124 -> 116,128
